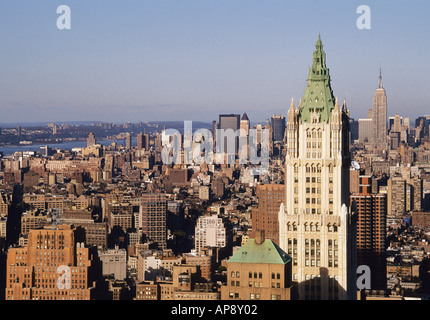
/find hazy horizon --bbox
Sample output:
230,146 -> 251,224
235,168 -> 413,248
1,1 -> 429,124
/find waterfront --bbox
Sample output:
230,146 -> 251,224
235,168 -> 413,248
0,139 -> 130,156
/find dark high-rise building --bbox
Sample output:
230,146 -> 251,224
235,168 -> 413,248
351,175 -> 387,290
126,133 -> 132,150
144,134 -> 150,150
140,194 -> 167,250
349,118 -> 359,142
218,114 -> 240,162
271,115 -> 286,142
137,133 -> 144,150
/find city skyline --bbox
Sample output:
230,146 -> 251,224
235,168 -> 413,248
1,1 -> 430,124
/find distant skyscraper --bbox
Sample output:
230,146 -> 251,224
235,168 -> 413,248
87,132 -> 96,148
137,132 -> 143,150
126,133 -> 132,150
218,114 -> 240,163
349,118 -> 359,143
239,113 -> 250,159
212,120 -> 218,144
279,36 -> 356,300
144,133 -> 150,150
370,70 -> 388,148
358,118 -> 373,144
271,115 -> 286,142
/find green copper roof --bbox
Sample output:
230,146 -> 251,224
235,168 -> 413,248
228,239 -> 291,265
299,35 -> 335,123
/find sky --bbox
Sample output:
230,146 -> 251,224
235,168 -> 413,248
0,0 -> 429,125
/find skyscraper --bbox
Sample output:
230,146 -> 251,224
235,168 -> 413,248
137,132 -> 143,150
271,115 -> 286,143
5,225 -> 102,300
351,175 -> 387,290
140,194 -> 167,250
370,70 -> 388,148
218,114 -> 240,163
126,132 -> 132,150
279,36 -> 356,300
87,132 -> 96,148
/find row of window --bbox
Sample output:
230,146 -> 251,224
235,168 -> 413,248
230,271 -> 281,280
286,224 -> 339,232
228,293 -> 282,300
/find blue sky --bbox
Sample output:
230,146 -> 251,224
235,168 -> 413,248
0,0 -> 429,124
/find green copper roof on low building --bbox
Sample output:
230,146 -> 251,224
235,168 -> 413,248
227,238 -> 291,265
299,35 -> 335,123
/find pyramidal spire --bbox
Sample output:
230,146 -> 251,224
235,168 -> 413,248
316,33 -> 322,49
299,35 -> 335,123
334,97 -> 340,111
290,98 -> 295,111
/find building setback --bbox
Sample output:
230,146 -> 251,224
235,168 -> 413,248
351,175 -> 387,290
279,35 -> 357,300
5,225 -> 102,300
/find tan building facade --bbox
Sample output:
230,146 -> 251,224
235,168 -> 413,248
5,225 -> 101,300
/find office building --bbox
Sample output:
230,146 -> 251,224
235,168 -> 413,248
252,184 -> 284,244
5,225 -> 102,300
279,36 -> 356,300
140,194 -> 167,250
351,175 -> 387,290
194,214 -> 226,253
271,115 -> 286,142
370,70 -> 388,148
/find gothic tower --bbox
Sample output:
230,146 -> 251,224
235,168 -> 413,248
279,35 -> 357,300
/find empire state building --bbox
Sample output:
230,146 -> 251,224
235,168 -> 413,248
278,36 -> 357,300
370,70 -> 388,148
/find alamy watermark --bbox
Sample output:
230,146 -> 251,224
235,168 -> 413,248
57,5 -> 71,30
161,121 -> 269,175
357,5 -> 371,30
56,265 -> 71,289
